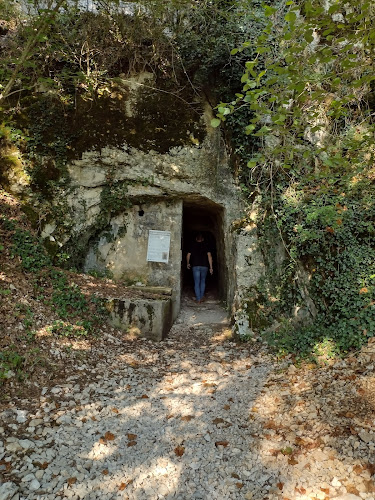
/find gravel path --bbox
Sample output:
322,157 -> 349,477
1,301 -> 375,500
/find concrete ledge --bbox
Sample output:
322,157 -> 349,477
107,297 -> 173,341
129,286 -> 173,296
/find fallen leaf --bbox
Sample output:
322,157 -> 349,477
127,441 -> 137,447
91,416 -> 97,421
236,483 -> 244,489
174,445 -> 185,457
223,405 -> 230,410
0,460 -> 11,472
304,440 -> 321,450
215,441 -> 229,447
111,408 -> 119,414
365,480 -> 375,493
264,420 -> 279,430
119,480 -> 133,491
277,482 -> 284,491
102,469 -> 109,475
212,418 -> 225,425
288,457 -> 299,466
231,473 -> 240,479
127,433 -> 137,441
67,477 -> 77,485
104,431 -> 115,441
320,487 -> 329,494
140,394 -> 149,399
99,437 -> 107,445
295,437 -> 309,447
160,396 -> 167,400
181,415 -> 194,422
346,485 -> 360,495
166,414 -> 174,419
365,463 -> 375,476
353,465 -> 363,475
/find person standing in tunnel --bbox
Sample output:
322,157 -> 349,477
186,232 -> 213,303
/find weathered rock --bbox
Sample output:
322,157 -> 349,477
0,482 -> 19,500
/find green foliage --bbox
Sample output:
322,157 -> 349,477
217,0 -> 375,355
95,181 -> 132,230
49,269 -> 87,318
10,227 -> 51,272
216,0 -> 375,181
87,268 -> 113,279
0,349 -> 24,381
18,305 -> 37,342
46,319 -> 93,338
48,269 -> 109,324
25,97 -> 73,191
90,296 -> 110,320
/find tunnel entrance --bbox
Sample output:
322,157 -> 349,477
182,199 -> 227,303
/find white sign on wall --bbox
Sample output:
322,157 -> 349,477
147,230 -> 171,263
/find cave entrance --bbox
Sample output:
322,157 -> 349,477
182,199 -> 227,303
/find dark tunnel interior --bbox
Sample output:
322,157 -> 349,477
182,199 -> 226,302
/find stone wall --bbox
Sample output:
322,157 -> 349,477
84,200 -> 183,320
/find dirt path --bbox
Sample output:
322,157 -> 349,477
1,301 -> 375,500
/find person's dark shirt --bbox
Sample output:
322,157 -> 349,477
188,240 -> 210,267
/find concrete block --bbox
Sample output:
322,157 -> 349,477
107,297 -> 173,341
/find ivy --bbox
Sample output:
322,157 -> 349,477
10,227 -> 51,272
217,0 -> 375,356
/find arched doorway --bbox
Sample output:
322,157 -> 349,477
182,198 -> 227,303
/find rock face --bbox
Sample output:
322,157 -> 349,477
38,78 -> 245,324
11,72 -> 314,336
61,128 -> 242,318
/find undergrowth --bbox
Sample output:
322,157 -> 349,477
215,0 -> 375,359
0,210 -> 110,384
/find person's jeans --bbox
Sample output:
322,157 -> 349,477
192,266 -> 208,301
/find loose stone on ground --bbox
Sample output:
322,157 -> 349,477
1,303 -> 375,499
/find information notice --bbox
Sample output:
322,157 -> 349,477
146,230 -> 171,263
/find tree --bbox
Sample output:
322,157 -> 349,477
0,0 -> 71,101
213,0 -> 375,353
